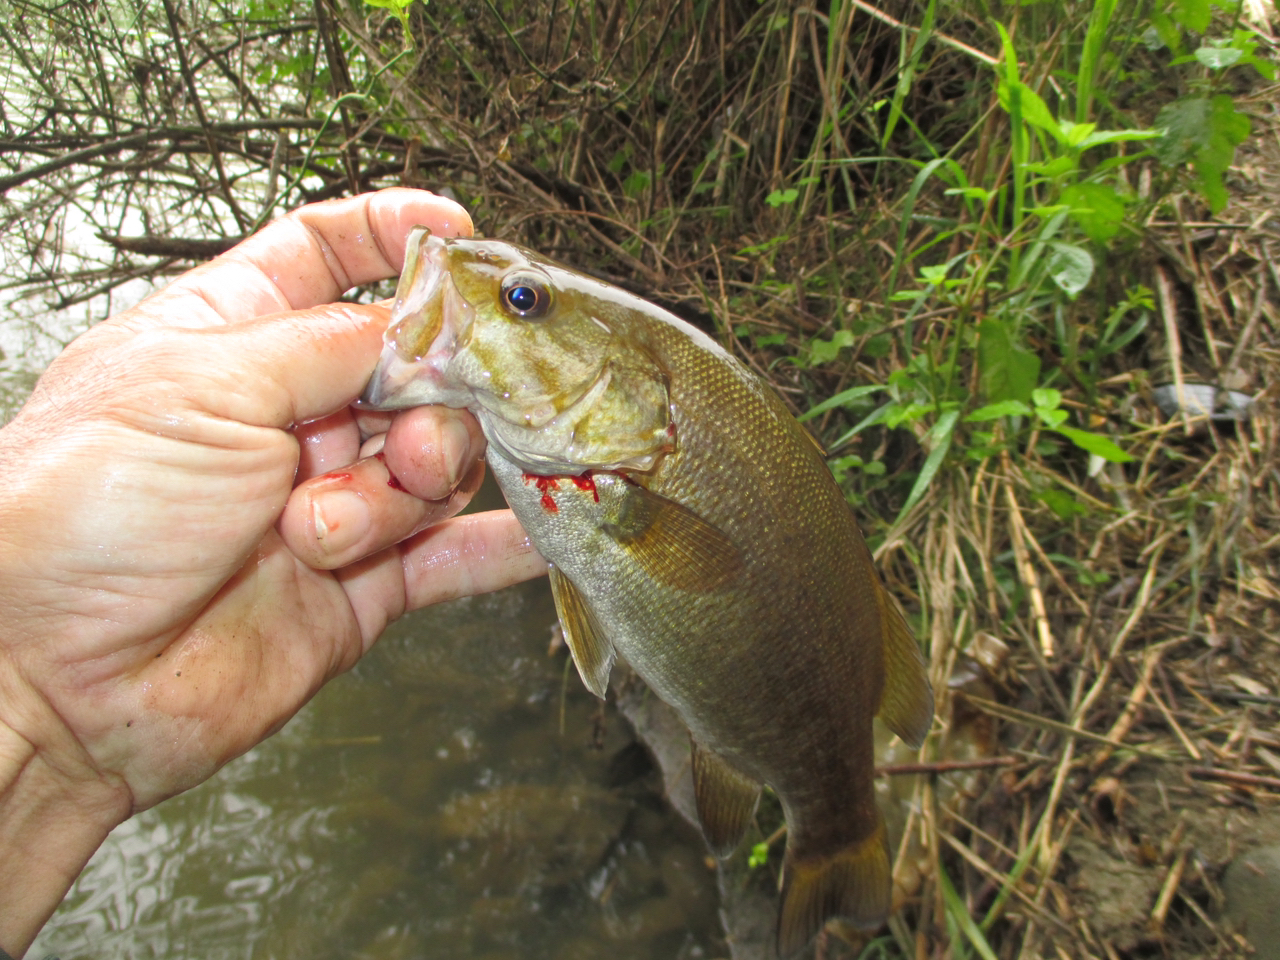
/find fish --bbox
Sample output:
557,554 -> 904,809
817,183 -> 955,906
362,227 -> 934,955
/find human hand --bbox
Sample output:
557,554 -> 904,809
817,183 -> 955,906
0,189 -> 545,955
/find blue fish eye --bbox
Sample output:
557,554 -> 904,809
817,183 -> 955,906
501,275 -> 551,319
507,286 -> 538,311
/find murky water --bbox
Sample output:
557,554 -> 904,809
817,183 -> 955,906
28,481 -> 724,960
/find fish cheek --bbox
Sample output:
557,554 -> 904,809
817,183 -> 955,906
469,321 -> 609,422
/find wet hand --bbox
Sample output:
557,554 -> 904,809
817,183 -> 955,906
0,189 -> 545,955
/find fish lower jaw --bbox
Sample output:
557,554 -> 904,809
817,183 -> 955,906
361,345 -> 472,410
482,428 -> 585,477
482,423 -> 664,477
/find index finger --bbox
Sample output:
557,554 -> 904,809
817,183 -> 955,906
140,189 -> 473,328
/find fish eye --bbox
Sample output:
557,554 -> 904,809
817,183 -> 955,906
500,274 -> 552,320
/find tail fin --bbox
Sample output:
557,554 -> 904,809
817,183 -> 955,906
776,818 -> 890,957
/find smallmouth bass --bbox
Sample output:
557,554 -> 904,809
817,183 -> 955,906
363,228 -> 934,955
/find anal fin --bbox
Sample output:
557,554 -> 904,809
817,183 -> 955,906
874,581 -> 934,748
777,817 -> 891,957
689,737 -> 761,859
548,565 -> 615,699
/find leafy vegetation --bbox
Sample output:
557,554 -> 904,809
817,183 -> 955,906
1,0 -> 1277,956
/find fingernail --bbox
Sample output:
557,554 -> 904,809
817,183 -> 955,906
441,416 -> 472,490
311,490 -> 370,555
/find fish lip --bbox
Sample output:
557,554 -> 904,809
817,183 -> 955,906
358,348 -> 447,410
359,232 -> 473,411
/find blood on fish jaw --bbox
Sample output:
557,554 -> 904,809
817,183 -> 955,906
522,471 -> 602,513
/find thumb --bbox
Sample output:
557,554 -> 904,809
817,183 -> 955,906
169,300 -> 396,428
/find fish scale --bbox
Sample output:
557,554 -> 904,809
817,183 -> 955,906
363,228 -> 934,956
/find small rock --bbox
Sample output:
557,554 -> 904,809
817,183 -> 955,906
1224,844 -> 1280,959
1152,383 -> 1254,422
1066,837 -> 1159,951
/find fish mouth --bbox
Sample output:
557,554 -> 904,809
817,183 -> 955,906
360,228 -> 475,411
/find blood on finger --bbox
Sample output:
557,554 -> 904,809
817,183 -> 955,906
374,451 -> 407,492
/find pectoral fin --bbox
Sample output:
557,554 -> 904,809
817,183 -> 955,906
599,482 -> 743,592
689,737 -> 761,859
548,565 -> 615,699
874,582 -> 934,748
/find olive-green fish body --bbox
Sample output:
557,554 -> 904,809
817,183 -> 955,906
363,230 -> 934,955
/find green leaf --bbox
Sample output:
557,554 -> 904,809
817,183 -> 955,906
1060,182 -> 1130,243
623,170 -> 651,198
829,454 -> 864,477
966,400 -> 1032,421
1075,128 -> 1163,150
1024,204 -> 1071,218
363,0 -> 416,12
1047,242 -> 1094,297
1031,387 -> 1061,409
748,842 -> 770,868
940,863 -> 1000,960
897,409 -> 960,522
886,402 -> 935,429
1195,45 -> 1244,69
1061,120 -> 1097,147
864,333 -> 893,358
765,188 -> 799,207
1037,489 -> 1088,519
1172,0 -> 1210,32
887,157 -> 970,296
1235,31 -> 1277,80
800,383 -> 886,421
997,79 -> 1061,139
807,329 -> 855,365
737,236 -> 786,257
1155,95 -> 1251,213
1076,0 -> 1115,124
1024,155 -> 1079,177
829,402 -> 894,450
607,148 -> 630,175
979,322 -> 1040,404
363,0 -> 419,39
1148,13 -> 1182,53
945,186 -> 995,202
1036,407 -> 1069,428
1054,425 -> 1134,462
920,263 -> 952,284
